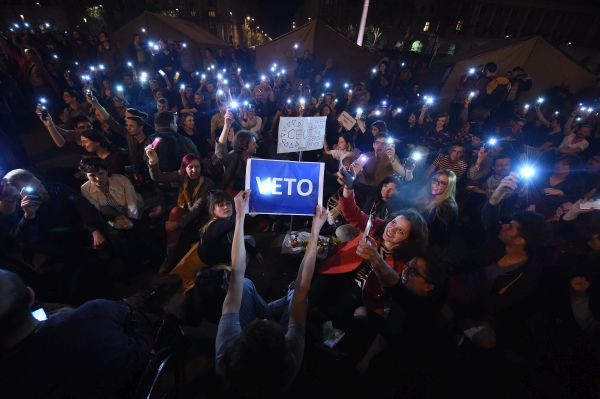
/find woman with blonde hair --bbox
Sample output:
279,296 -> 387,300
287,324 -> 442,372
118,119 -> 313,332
418,169 -> 458,250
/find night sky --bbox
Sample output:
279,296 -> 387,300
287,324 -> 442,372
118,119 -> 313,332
253,0 -> 304,38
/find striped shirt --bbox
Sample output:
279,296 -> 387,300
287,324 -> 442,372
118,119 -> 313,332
432,154 -> 468,180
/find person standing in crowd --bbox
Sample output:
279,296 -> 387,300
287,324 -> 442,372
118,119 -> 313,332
128,33 -> 152,69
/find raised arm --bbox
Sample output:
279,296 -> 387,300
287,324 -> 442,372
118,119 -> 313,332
215,111 -> 234,159
222,189 -> 250,314
289,205 -> 327,325
535,106 -> 551,128
35,106 -> 68,148
145,145 -> 180,183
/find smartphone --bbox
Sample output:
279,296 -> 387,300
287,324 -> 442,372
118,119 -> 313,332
158,69 -> 166,77
361,214 -> 373,244
339,167 -> 355,190
151,137 -> 162,149
31,307 -> 47,321
40,108 -> 49,119
20,186 -> 40,199
580,199 -> 600,210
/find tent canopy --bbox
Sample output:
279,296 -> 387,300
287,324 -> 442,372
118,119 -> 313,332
437,36 -> 597,108
255,20 -> 378,84
111,11 -> 229,72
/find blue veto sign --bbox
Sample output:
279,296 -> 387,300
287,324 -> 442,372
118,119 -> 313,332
245,159 -> 324,216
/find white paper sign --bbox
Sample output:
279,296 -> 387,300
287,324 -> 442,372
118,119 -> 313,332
277,116 -> 327,153
337,111 -> 356,131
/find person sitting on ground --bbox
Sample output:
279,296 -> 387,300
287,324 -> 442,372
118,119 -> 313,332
215,110 -> 258,196
358,134 -> 412,187
197,190 -> 236,267
146,148 -> 214,274
79,157 -> 143,226
60,89 -> 90,125
216,191 -> 328,397
0,169 -> 107,303
313,174 -> 428,323
426,142 -> 468,181
416,169 -> 459,250
557,119 -> 592,155
323,132 -> 359,166
450,175 -> 551,349
467,153 -> 512,199
148,110 -> 199,172
353,252 -> 450,390
353,175 -> 402,220
0,269 -> 153,398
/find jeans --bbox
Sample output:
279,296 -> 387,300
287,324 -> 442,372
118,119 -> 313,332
239,278 -> 293,330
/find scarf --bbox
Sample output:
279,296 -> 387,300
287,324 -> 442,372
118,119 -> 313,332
177,175 -> 205,209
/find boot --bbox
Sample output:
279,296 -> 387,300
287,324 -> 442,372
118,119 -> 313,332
158,247 -> 178,275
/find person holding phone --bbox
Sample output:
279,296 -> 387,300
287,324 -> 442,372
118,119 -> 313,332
311,173 -> 429,323
1,169 -> 108,303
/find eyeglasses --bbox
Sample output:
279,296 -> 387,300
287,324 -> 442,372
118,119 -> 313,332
406,263 -> 429,282
431,178 -> 448,186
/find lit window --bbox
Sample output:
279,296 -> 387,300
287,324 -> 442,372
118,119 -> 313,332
423,21 -> 430,32
456,20 -> 463,31
208,9 -> 216,18
410,40 -> 423,53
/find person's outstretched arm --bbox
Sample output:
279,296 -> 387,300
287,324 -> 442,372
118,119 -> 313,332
289,205 -> 328,326
222,189 -> 250,314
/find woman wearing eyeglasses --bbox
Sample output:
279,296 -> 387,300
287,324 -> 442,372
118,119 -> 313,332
417,169 -> 458,250
312,176 -> 429,325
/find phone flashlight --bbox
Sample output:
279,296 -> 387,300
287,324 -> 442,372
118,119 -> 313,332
524,103 -> 530,110
180,83 -> 185,90
469,91 -> 476,98
216,89 -> 224,96
468,67 -> 476,75
158,69 -> 166,77
260,74 -> 266,81
116,85 -> 124,92
386,137 -> 394,145
344,82 -> 349,88
98,64 -> 105,70
371,67 -> 377,74
519,165 -> 536,180
126,61 -> 133,68
381,100 -> 387,106
356,107 -> 363,116
281,68 -> 286,74
229,100 -> 239,109
202,73 -> 207,79
324,82 -> 330,88
182,42 -> 187,48
411,151 -> 423,161
426,97 -> 434,105
536,97 -> 545,104
488,137 -> 498,146
286,98 -> 292,104
244,83 -> 250,89
375,110 -> 381,116
396,108 -> 402,113
293,43 -> 299,49
299,97 -> 306,105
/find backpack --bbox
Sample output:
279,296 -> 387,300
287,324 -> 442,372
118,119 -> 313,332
154,133 -> 183,172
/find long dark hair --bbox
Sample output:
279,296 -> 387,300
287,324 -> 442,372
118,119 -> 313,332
374,208 -> 429,263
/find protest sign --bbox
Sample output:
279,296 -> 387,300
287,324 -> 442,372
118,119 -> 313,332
277,116 -> 326,154
245,159 -> 324,216
337,111 -> 356,131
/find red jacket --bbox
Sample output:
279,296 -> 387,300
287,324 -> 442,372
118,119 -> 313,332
318,189 -> 405,315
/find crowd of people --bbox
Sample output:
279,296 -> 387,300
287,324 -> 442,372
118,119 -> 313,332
1,23 -> 600,399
